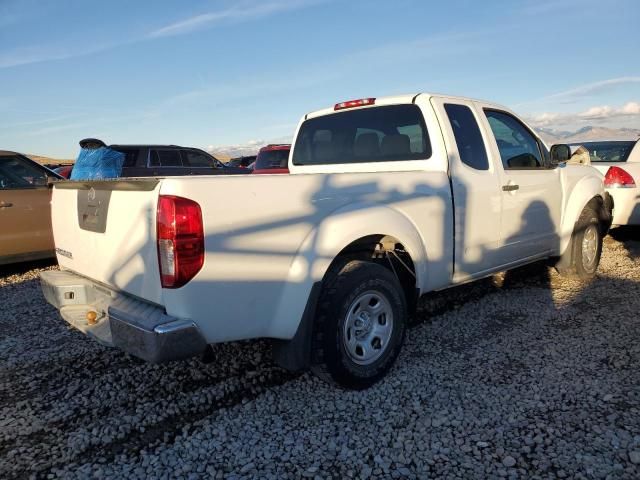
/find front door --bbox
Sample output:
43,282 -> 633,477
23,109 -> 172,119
482,109 -> 562,263
0,155 -> 54,260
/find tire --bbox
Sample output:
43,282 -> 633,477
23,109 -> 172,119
557,205 -> 603,280
310,260 -> 407,389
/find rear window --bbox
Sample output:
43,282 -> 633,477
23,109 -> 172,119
292,104 -> 431,165
569,141 -> 636,162
255,149 -> 290,169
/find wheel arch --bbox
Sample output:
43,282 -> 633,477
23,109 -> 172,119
270,203 -> 426,371
559,174 -> 607,256
273,202 -> 428,334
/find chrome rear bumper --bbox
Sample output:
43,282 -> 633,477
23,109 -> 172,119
40,270 -> 207,362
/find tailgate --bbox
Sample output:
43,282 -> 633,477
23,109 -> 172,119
52,179 -> 163,305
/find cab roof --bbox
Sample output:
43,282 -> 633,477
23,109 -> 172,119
304,92 -> 505,119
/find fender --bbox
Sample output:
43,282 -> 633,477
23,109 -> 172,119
268,201 -> 430,340
558,170 -> 606,255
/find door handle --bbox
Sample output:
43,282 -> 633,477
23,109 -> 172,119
0,202 -> 13,208
502,184 -> 519,192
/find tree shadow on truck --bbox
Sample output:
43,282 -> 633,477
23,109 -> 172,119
416,200 -> 558,323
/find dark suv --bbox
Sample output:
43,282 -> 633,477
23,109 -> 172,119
78,138 -> 246,177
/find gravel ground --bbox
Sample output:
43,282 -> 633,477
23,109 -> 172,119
1,230 -> 639,479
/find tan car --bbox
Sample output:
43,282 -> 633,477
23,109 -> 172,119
0,151 -> 62,265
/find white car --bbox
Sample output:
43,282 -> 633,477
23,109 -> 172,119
568,140 -> 640,226
41,93 -> 610,389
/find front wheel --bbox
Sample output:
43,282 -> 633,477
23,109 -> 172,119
557,206 -> 603,280
311,260 -> 407,389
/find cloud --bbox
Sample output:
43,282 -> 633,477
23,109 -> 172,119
527,101 -> 640,128
148,0 -> 322,38
514,77 -> 640,109
0,41 -> 129,69
578,105 -> 615,120
578,101 -> 640,120
521,0 -> 588,15
620,101 -> 640,115
0,97 -> 14,109
517,77 -> 640,108
0,113 -> 84,130
147,28 -> 488,116
21,121 -> 87,137
548,77 -> 640,101
0,0 -> 322,69
527,112 -> 569,127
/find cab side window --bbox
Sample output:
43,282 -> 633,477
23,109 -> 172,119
0,155 -> 47,189
484,110 -> 543,169
444,103 -> 489,170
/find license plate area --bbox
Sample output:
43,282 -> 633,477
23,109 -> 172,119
77,188 -> 112,233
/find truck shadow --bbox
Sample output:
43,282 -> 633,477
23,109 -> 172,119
0,258 -> 56,279
608,226 -> 640,260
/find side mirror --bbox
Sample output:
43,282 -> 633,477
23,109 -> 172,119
550,144 -> 571,164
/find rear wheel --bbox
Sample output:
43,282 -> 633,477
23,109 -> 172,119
311,260 -> 407,389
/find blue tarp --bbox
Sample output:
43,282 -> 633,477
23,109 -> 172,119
70,147 -> 124,180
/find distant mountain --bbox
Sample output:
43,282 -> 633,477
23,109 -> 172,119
207,135 -> 292,160
536,126 -> 640,145
28,154 -> 74,166
208,142 -> 263,160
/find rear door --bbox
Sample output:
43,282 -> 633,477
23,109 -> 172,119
481,109 -> 562,262
431,97 -> 503,280
0,155 -> 54,259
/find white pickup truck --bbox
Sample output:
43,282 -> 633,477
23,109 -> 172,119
41,93 -> 612,389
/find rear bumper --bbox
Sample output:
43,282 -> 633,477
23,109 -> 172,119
40,270 -> 207,362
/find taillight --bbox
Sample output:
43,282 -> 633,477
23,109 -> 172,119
334,98 -> 376,111
157,195 -> 204,288
604,166 -> 636,188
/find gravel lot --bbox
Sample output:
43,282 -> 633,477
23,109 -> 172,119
1,230 -> 639,479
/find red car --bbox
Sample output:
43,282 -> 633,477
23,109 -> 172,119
53,165 -> 73,178
251,144 -> 290,174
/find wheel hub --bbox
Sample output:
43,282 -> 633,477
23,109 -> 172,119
582,224 -> 598,268
343,291 -> 394,366
355,312 -> 372,337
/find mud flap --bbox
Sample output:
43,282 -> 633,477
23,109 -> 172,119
271,282 -> 321,372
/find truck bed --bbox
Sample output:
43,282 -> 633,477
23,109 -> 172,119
52,172 -> 452,344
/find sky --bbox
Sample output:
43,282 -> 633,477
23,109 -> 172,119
0,0 -> 639,158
